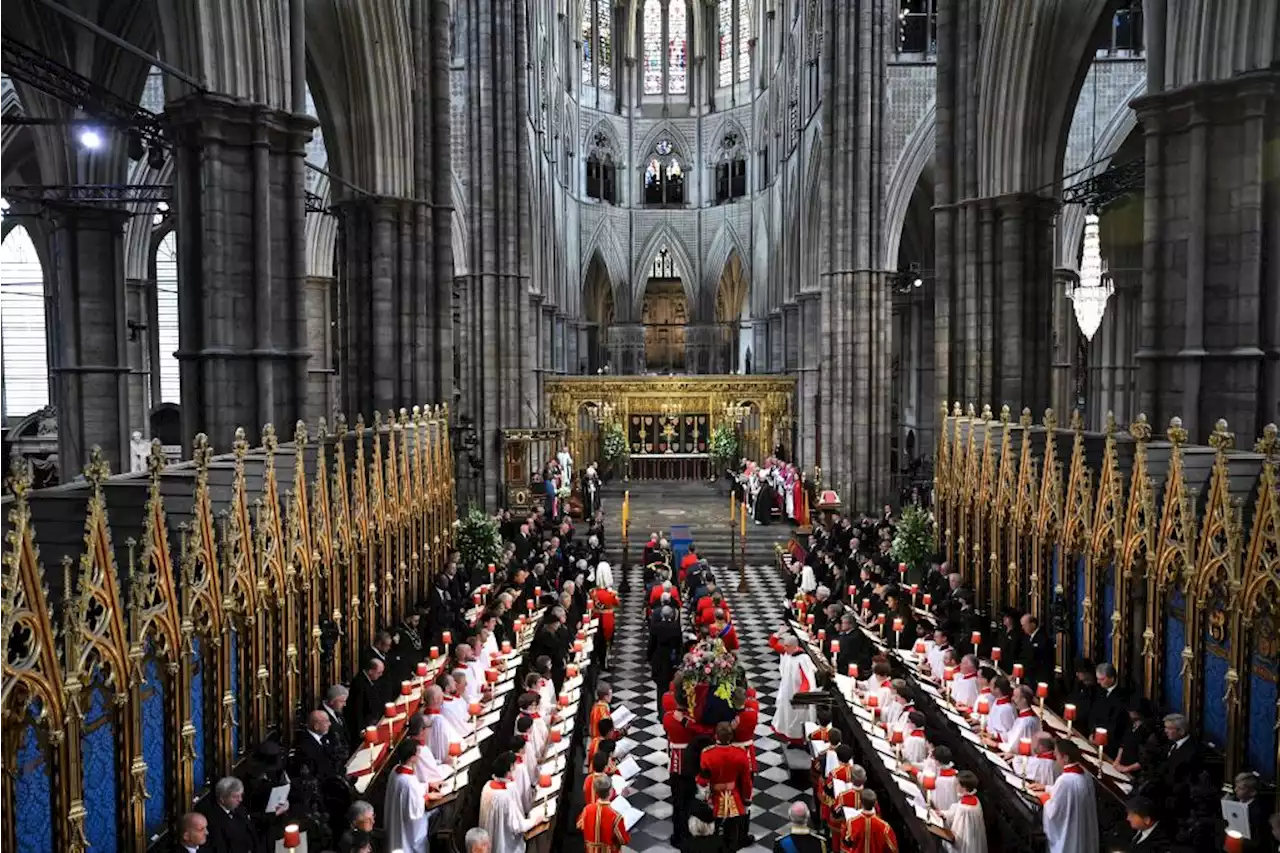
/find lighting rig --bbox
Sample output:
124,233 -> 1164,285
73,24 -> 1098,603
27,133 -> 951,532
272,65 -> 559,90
1061,157 -> 1145,211
892,262 -> 927,294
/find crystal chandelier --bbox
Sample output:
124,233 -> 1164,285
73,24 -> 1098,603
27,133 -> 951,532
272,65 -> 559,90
1067,213 -> 1113,341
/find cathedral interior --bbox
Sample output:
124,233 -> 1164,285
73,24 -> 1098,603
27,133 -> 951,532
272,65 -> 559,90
1,0 -> 1278,851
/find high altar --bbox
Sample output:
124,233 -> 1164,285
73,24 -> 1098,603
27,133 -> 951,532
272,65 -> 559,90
545,375 -> 796,480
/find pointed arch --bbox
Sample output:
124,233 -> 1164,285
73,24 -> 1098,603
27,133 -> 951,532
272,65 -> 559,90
704,222 -> 750,295
883,102 -> 936,270
631,223 -> 697,316
581,249 -> 617,326
122,155 -> 179,281
581,217 -> 629,310
635,119 -> 692,165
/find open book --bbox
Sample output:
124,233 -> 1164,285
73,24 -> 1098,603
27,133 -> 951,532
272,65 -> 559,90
615,755 -> 641,781
611,705 -> 636,731
610,795 -> 645,830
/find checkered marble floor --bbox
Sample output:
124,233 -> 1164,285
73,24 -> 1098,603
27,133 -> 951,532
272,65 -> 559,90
597,562 -> 803,853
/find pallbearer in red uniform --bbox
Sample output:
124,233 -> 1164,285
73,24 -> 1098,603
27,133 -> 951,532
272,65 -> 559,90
663,700 -> 697,844
713,611 -> 740,651
590,685 -> 614,737
731,687 -> 759,771
701,722 -> 753,851
577,776 -> 631,853
591,570 -> 620,669
841,790 -> 898,853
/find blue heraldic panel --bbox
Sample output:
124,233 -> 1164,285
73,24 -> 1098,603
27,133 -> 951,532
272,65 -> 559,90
191,636 -> 207,788
1202,637 -> 1229,747
1163,590 -> 1186,714
1248,650 -> 1278,781
142,656 -> 167,835
15,702 -> 53,853
1100,564 -> 1116,663
1073,554 -> 1086,653
229,627 -> 241,756
83,683 -> 119,853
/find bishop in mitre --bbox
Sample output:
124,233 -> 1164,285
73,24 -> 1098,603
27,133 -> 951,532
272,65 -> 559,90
769,631 -> 817,743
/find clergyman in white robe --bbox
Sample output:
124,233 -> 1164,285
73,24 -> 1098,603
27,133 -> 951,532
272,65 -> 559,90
1000,710 -> 1043,757
949,672 -> 980,709
1022,752 -> 1060,786
479,775 -> 539,853
415,741 -> 452,785
985,697 -> 1016,737
385,763 -> 431,853
1042,764 -> 1098,853
425,711 -> 464,763
441,693 -> 473,735
941,795 -> 988,853
771,635 -> 817,741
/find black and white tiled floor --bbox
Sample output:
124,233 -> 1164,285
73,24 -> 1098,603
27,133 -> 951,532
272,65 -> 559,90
601,561 -> 802,853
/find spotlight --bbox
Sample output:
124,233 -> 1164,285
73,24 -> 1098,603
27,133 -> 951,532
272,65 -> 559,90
147,143 -> 166,171
127,130 -> 145,162
912,277 -> 923,289
79,129 -> 103,150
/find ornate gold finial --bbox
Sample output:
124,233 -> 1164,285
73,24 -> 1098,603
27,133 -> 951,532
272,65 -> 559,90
399,407 -> 410,425
262,423 -> 278,453
1129,412 -> 1151,443
1043,408 -> 1057,431
1254,423 -> 1278,458
374,410 -> 383,429
1166,416 -> 1188,447
355,413 -> 366,433
412,405 -> 422,424
965,403 -> 976,418
147,439 -> 166,479
981,404 -> 993,420
316,418 -> 328,442
335,413 -> 348,437
83,447 -> 111,489
8,455 -> 33,500
1069,409 -> 1083,432
294,420 -> 308,447
1019,407 -> 1033,428
193,433 -> 212,470
1104,411 -> 1117,437
1000,404 -> 1011,424
1208,419 -> 1234,454
233,427 -> 249,459
953,402 -> 963,417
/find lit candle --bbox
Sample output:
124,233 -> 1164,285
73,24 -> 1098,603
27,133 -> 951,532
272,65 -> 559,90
550,728 -> 562,743
876,613 -> 886,626
923,593 -> 932,607
975,697 -> 990,715
364,726 -> 378,746
1036,682 -> 1049,699
740,504 -> 747,537
485,669 -> 499,683
1018,737 -> 1032,756
990,647 -> 1001,662
862,598 -> 871,612
1093,728 -> 1108,747
384,702 -> 396,718
534,586 -> 542,599
944,666 -> 957,682
847,585 -> 856,598
488,563 -> 495,579
515,618 -> 525,633
1012,663 -> 1024,680
527,599 -> 534,612
807,614 -> 815,626
401,680 -> 413,697
970,631 -> 982,647
473,592 -> 482,606
866,694 -> 879,709
567,665 -> 579,678
921,772 -> 936,791
1063,703 -> 1076,721
558,694 -> 570,708
1037,791 -> 1051,806
848,664 -> 858,678
470,702 -> 483,717
893,617 -> 904,633
890,729 -> 904,745
416,662 -> 428,677
1225,830 -> 1245,853
831,640 -> 841,655
283,824 -> 301,849
442,631 -> 452,646
501,640 -> 512,654
430,646 -> 440,660
817,629 -> 826,641
914,641 -> 927,654
573,641 -> 583,653
898,562 -> 907,576
449,741 -> 463,757
539,773 -> 553,788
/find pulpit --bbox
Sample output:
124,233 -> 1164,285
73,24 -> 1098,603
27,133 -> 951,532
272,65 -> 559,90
501,427 -> 568,510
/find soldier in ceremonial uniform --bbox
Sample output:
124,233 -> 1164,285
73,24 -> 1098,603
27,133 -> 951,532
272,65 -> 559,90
577,776 -> 632,853
591,567 -> 621,669
701,722 -> 753,851
663,695 -> 697,845
841,790 -> 897,853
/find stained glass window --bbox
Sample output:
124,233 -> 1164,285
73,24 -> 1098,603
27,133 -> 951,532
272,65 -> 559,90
582,2 -> 593,84
643,0 -> 664,94
667,0 -> 687,94
597,2 -> 612,90
718,0 -> 733,88
737,0 -> 751,81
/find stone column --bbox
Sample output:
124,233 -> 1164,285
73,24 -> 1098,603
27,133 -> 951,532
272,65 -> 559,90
124,277 -> 151,436
795,293 -> 821,468
48,206 -> 132,473
166,94 -> 314,450
1133,69 -> 1279,440
818,0 -> 892,510
684,324 -> 725,374
303,275 -> 336,426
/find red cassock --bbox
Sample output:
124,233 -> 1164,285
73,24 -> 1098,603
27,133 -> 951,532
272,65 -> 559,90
822,762 -> 855,823
590,701 -> 612,737
731,707 -> 759,771
679,553 -> 698,580
587,735 -> 605,770
583,770 -> 616,805
700,744 -> 752,819
661,691 -> 678,714
577,801 -> 631,853
592,588 -> 620,640
662,710 -> 694,775
842,812 -> 898,853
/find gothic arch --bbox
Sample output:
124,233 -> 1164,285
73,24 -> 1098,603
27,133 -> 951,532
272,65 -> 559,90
625,0 -> 706,62
1056,77 -> 1145,269
122,156 -> 178,281
582,218 -> 629,309
703,222 -> 750,307
882,102 -> 935,271
635,119 -> 693,167
631,223 -> 697,317
707,117 -> 750,163
1161,0 -> 1279,88
976,0 -> 1113,197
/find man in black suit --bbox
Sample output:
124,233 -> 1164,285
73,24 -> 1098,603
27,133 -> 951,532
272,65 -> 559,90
199,777 -> 260,853
344,656 -> 386,736
295,710 -> 341,782
1019,613 -> 1055,687
772,801 -> 828,853
320,684 -> 351,759
1157,713 -> 1202,811
1124,796 -> 1174,852
1088,663 -> 1129,758
174,811 -> 209,853
1065,658 -> 1099,729
1230,772 -> 1272,852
